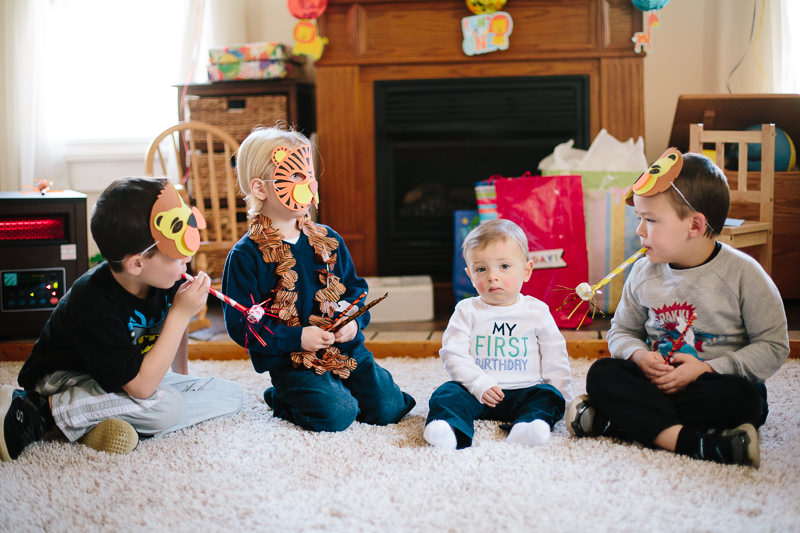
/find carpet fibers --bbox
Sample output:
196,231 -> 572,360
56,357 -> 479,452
1,357 -> 799,532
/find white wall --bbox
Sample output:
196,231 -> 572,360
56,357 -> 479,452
642,0 -> 774,161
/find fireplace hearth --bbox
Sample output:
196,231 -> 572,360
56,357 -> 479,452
375,76 -> 589,279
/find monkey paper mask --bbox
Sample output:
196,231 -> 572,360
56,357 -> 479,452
625,147 -> 683,206
270,144 -> 319,211
149,183 -> 206,259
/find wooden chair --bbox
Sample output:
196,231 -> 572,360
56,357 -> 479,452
688,123 -> 775,274
145,121 -> 242,330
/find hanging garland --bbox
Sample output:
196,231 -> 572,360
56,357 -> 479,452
288,0 -> 329,60
630,0 -> 671,54
249,213 -> 358,378
461,0 -> 513,56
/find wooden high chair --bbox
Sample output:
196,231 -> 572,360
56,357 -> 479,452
145,121 -> 242,330
688,123 -> 775,274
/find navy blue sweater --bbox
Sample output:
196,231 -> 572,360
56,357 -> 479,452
222,225 -> 370,373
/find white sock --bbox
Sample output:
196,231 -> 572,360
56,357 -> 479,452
424,420 -> 457,449
506,419 -> 551,446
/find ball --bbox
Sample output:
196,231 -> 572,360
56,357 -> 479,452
729,125 -> 797,172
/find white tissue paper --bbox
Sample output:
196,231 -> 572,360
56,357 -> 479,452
537,129 -> 648,315
539,129 -> 648,174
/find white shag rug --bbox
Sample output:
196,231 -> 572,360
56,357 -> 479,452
1,357 -> 799,533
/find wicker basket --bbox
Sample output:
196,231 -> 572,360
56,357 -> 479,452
192,209 -> 248,282
190,152 -> 239,199
187,94 -> 288,143
197,206 -> 248,242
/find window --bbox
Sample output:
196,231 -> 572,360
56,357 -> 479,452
39,0 -> 196,143
773,0 -> 800,92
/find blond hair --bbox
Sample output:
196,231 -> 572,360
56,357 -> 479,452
237,125 -> 313,218
462,218 -> 530,263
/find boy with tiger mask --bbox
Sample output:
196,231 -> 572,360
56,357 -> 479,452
222,126 -> 415,432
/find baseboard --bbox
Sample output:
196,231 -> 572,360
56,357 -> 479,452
3,336 -> 799,362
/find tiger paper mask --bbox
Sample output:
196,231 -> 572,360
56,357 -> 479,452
270,144 -> 319,211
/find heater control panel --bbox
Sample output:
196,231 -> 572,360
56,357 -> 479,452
1,268 -> 66,312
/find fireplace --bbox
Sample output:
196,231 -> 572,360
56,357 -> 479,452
374,75 -> 589,279
314,0 -> 644,281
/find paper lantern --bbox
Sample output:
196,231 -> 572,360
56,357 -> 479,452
631,0 -> 670,11
288,0 -> 327,20
465,0 -> 507,15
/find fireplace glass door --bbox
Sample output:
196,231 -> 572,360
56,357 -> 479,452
375,76 -> 589,280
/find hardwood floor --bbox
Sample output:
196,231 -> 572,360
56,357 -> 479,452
3,299 -> 799,361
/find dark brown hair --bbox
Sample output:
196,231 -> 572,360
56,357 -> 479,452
90,177 -> 167,271
663,153 -> 730,237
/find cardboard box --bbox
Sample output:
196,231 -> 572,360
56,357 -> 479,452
207,42 -> 303,81
363,275 -> 434,323
207,60 -> 292,81
208,42 -> 291,64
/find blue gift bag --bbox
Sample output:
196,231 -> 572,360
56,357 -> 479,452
453,210 -> 480,302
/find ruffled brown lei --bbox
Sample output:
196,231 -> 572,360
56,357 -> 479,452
249,214 -> 357,378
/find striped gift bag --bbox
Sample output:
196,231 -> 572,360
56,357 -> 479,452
474,172 -> 532,223
474,176 -> 499,223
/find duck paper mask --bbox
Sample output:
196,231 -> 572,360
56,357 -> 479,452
625,147 -> 683,206
150,183 -> 206,259
270,144 -> 319,211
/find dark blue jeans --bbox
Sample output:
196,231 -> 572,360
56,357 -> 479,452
267,350 -> 415,432
426,381 -> 565,449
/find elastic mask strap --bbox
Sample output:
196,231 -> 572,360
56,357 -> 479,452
670,183 -> 717,234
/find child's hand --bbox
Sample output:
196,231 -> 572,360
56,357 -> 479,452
481,386 -> 505,407
631,349 -> 674,380
301,326 -> 335,351
652,353 -> 712,394
333,321 -> 358,344
171,271 -> 210,321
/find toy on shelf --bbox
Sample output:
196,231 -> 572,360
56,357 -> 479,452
23,179 -> 56,195
288,0 -> 329,60
630,0 -> 670,54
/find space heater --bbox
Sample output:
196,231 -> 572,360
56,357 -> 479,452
0,190 -> 88,339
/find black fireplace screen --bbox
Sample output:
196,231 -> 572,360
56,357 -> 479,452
375,75 -> 589,281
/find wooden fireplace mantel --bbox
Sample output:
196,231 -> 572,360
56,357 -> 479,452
314,0 -> 645,276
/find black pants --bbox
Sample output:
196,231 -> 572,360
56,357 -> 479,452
586,358 -> 768,445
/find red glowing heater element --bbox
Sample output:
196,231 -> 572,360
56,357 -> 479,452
0,216 -> 66,241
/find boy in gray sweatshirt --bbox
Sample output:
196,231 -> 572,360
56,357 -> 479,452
565,149 -> 789,467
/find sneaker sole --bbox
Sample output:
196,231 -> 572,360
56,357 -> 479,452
737,423 -> 760,468
80,419 -> 139,455
565,394 -> 592,437
0,386 -> 13,461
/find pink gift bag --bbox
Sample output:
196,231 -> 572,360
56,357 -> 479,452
494,174 -> 591,328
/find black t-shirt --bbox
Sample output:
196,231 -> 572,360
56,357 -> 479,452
18,262 -> 179,393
